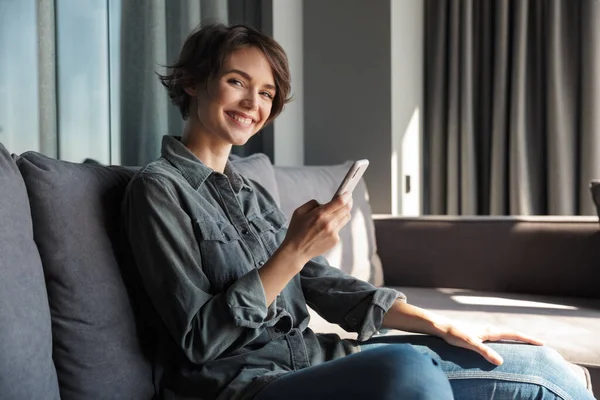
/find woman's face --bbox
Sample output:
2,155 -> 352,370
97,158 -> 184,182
191,46 -> 276,147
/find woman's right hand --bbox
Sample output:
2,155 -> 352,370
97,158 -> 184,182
280,192 -> 353,266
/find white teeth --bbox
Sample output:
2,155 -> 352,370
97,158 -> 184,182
229,113 -> 252,125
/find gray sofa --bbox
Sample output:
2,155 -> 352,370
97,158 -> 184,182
1,142 -> 598,399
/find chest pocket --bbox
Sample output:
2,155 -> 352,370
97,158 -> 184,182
193,218 -> 252,291
248,208 -> 288,255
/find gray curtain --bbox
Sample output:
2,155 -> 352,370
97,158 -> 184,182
120,0 -> 228,166
424,0 -> 600,216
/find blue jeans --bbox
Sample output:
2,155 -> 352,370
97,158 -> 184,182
255,336 -> 596,400
254,344 -> 453,399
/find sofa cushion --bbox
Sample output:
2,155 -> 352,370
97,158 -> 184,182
0,145 -> 60,400
229,152 -> 280,205
16,152 -> 154,400
274,163 -> 384,286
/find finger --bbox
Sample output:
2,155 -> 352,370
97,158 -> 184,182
471,342 -> 504,366
294,199 -> 320,216
483,329 -> 545,346
445,329 -> 504,365
324,192 -> 352,213
451,335 -> 504,365
330,207 -> 352,232
331,196 -> 352,218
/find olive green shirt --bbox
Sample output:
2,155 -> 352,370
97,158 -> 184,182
122,136 -> 404,400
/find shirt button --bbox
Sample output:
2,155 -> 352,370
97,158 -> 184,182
241,229 -> 249,235
258,261 -> 265,266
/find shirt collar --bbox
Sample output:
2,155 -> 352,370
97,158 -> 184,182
160,135 -> 248,193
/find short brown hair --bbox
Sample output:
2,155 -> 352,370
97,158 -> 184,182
158,23 -> 292,122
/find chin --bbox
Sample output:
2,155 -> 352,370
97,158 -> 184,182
231,138 -> 250,146
229,130 -> 258,146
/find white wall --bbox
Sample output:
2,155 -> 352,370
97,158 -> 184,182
303,0 -> 392,213
271,0 -> 304,166
270,0 -> 423,214
391,0 -> 423,215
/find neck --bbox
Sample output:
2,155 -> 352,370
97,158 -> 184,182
181,120 -> 232,174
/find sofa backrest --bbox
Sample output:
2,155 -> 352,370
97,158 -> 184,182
274,163 -> 384,286
0,144 -> 60,400
5,150 -> 285,398
375,216 -> 600,298
1,146 -> 383,398
16,151 -> 156,400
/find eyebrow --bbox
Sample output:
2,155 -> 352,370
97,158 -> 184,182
225,69 -> 276,91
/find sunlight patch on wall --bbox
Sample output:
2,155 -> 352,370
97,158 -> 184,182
402,107 -> 420,216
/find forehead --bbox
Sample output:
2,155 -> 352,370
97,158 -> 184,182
223,46 -> 274,84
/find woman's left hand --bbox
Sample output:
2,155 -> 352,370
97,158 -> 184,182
439,323 -> 545,365
382,301 -> 545,366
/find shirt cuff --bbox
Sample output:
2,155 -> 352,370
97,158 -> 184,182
354,287 -> 406,342
226,268 -> 290,329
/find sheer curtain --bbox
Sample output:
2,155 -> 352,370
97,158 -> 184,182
119,0 -> 228,166
0,0 -> 266,165
424,0 -> 600,216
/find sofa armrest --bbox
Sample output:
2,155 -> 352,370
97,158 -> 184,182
373,215 -> 600,298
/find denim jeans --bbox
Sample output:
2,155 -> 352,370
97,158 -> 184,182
361,336 -> 596,400
254,344 -> 453,400
254,336 -> 596,400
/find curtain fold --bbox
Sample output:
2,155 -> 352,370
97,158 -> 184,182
120,0 -> 228,166
580,0 -> 600,214
37,0 -> 57,157
425,0 -> 600,216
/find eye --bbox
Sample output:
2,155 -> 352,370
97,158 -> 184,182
228,78 -> 243,87
260,91 -> 274,99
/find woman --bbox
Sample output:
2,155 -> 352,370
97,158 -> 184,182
122,23 -> 595,400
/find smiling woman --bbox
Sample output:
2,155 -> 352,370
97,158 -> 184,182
158,24 -> 291,122
185,47 -> 276,149
121,23 -> 596,400
157,24 -> 291,173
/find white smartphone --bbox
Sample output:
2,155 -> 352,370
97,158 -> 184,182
332,159 -> 369,200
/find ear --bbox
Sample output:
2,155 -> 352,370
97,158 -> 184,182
184,85 -> 198,97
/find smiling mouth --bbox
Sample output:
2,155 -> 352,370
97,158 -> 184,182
226,111 -> 254,126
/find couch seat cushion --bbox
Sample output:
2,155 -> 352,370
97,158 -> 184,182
0,144 -> 60,399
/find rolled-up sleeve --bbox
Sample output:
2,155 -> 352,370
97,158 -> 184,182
122,174 -> 284,364
300,256 -> 406,341
226,269 -> 283,328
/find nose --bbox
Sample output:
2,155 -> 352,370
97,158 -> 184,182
240,92 -> 259,111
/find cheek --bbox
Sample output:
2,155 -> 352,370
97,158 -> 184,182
261,103 -> 273,122
197,97 -> 222,123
